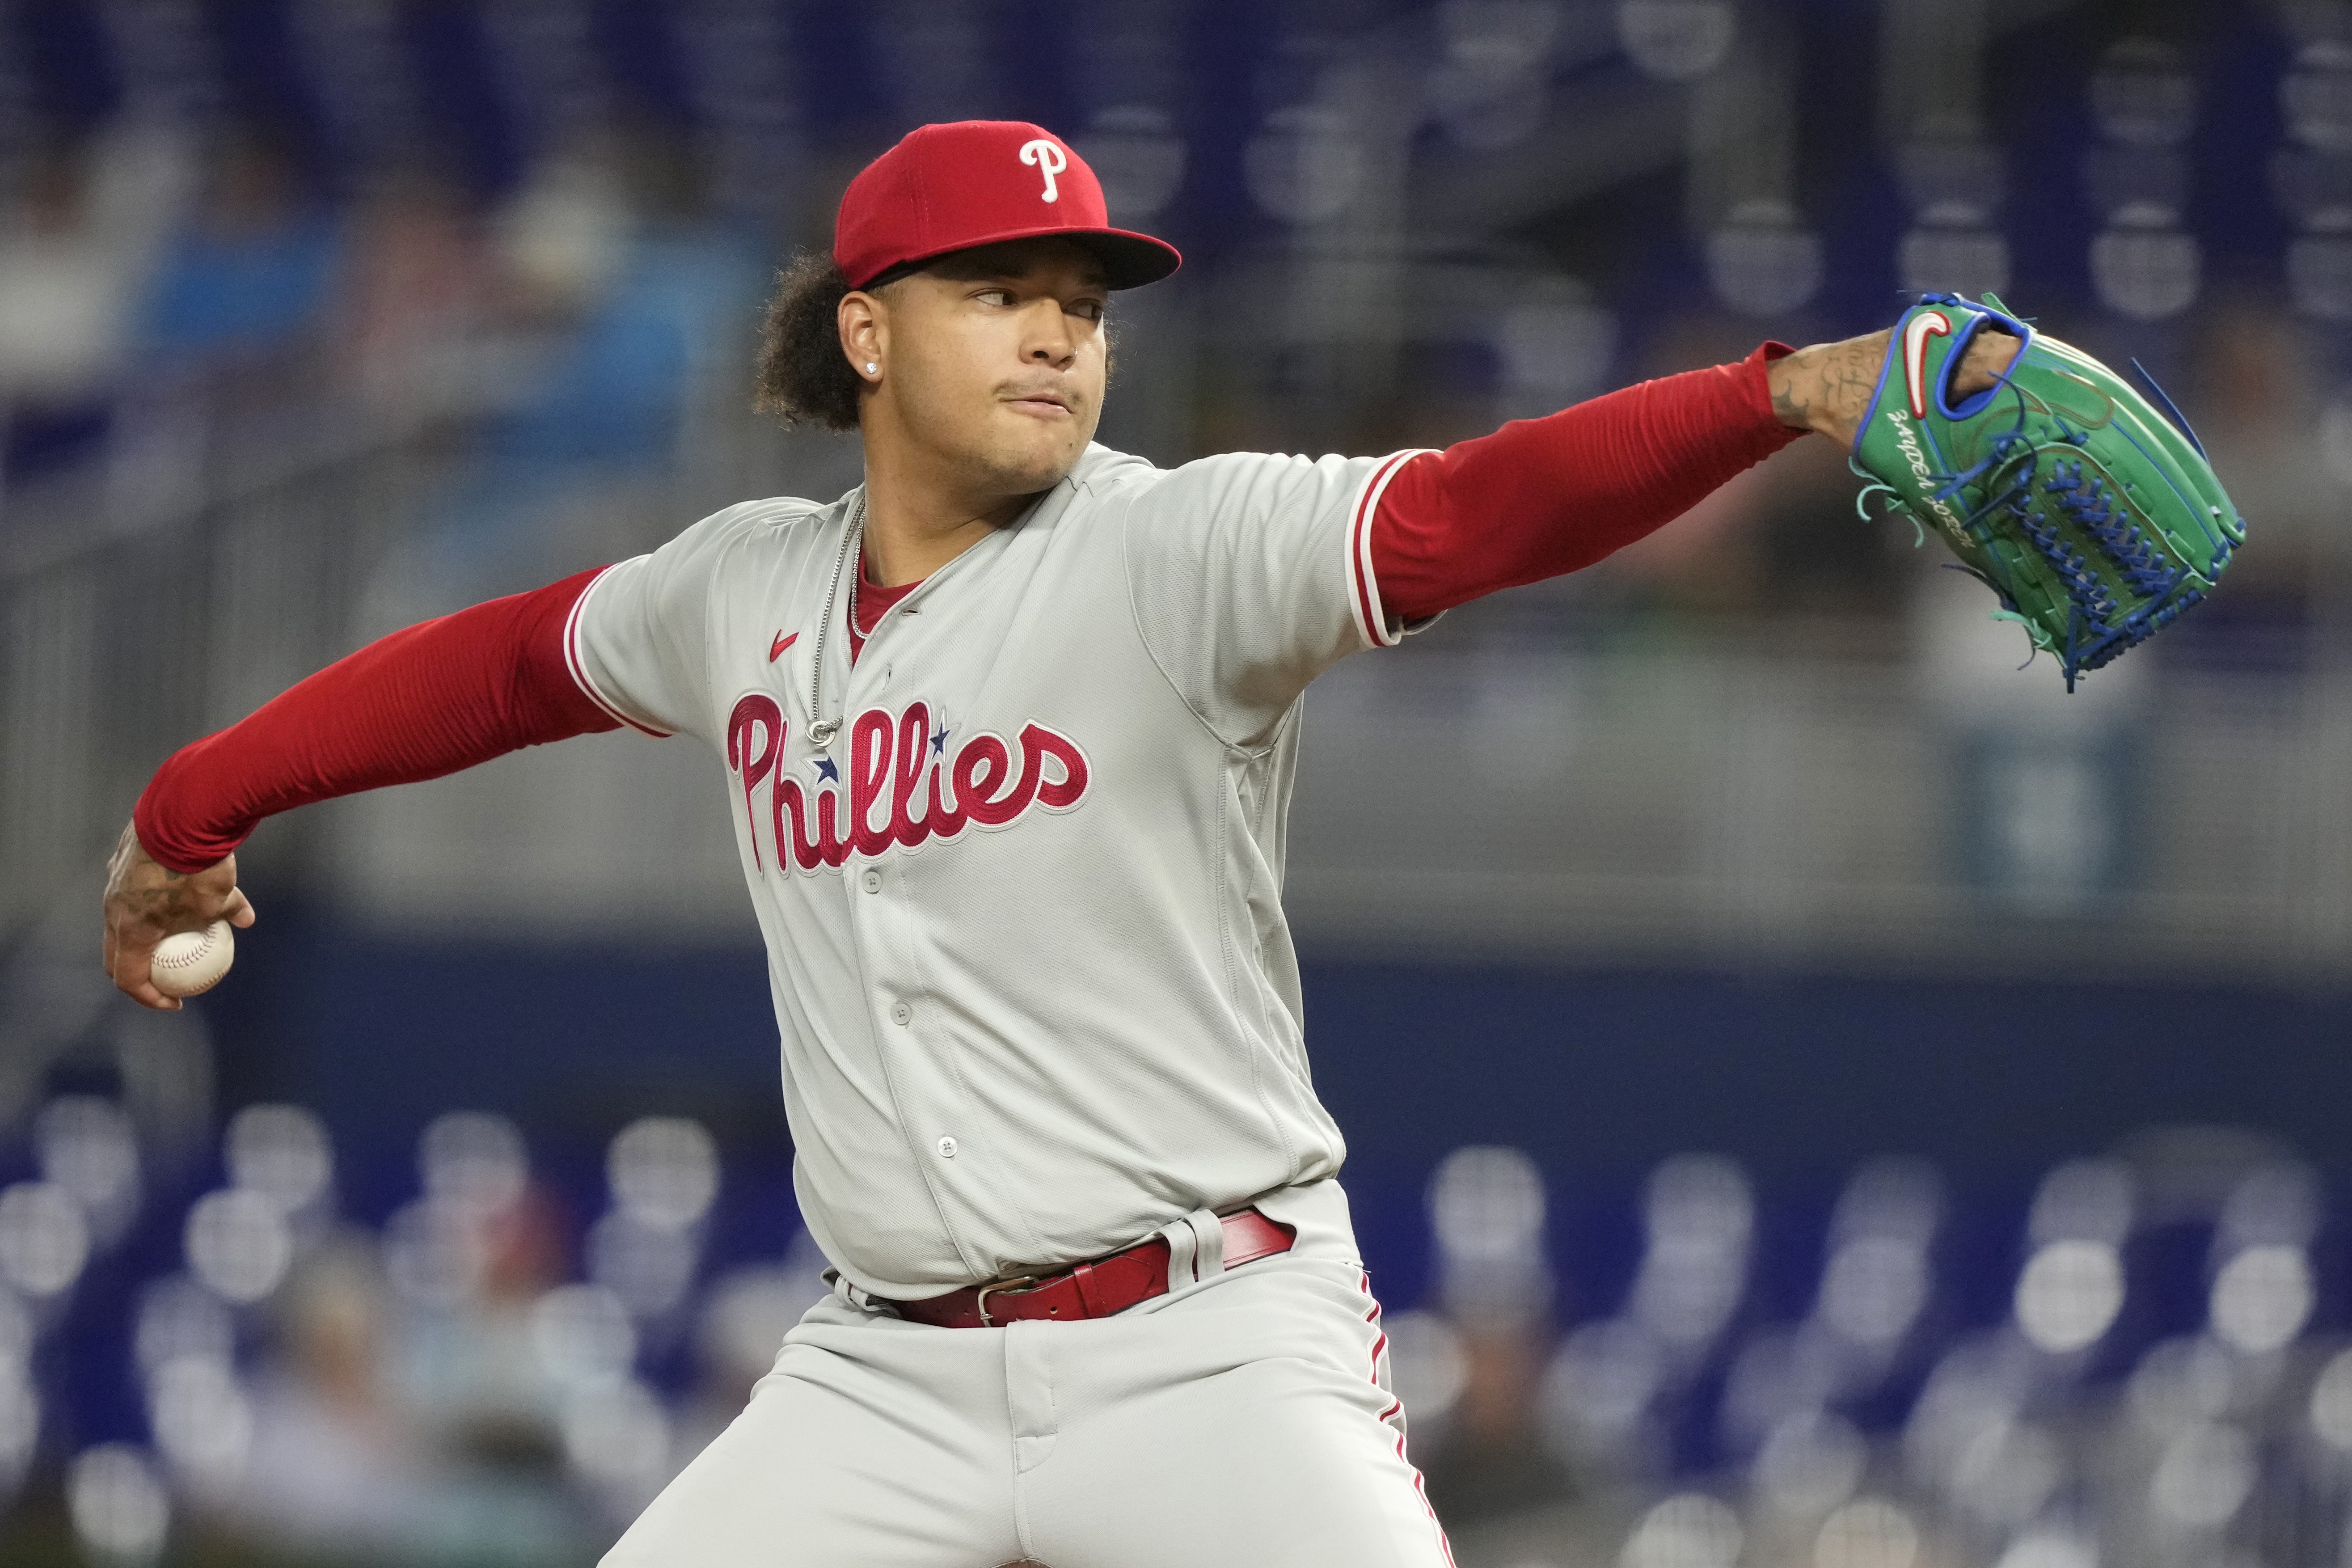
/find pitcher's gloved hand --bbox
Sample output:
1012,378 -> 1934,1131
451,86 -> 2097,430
1838,292 -> 2244,689
1768,320 -> 2022,450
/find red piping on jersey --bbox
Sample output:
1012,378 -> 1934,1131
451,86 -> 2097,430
564,566 -> 672,737
1345,449 -> 1431,650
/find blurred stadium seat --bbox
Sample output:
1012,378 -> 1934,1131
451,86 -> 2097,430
0,1099 -> 2346,1565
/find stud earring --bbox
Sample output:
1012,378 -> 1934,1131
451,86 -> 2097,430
866,362 -> 878,375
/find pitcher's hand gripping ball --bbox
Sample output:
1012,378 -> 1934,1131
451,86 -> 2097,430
1851,292 -> 2245,690
150,920 -> 234,998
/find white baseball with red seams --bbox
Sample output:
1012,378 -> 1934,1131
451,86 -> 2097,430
574,441 -> 1457,1566
149,920 -> 234,998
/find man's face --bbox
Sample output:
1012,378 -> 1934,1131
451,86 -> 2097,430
856,239 -> 1110,499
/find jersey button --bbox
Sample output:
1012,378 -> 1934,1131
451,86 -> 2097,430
936,1136 -> 958,1159
890,1000 -> 913,1026
861,869 -> 883,894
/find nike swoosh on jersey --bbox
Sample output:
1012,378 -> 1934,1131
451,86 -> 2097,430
769,630 -> 798,662
1902,309 -> 1952,419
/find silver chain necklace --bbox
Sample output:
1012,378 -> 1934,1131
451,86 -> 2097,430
806,491 -> 866,750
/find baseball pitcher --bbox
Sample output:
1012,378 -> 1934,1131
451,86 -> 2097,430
106,122 -> 2034,1565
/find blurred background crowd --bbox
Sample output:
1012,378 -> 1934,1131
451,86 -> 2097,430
4,0 -> 2352,1564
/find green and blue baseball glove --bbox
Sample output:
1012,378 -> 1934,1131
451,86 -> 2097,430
1851,292 -> 2245,689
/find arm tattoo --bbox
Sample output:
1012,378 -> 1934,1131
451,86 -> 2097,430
1772,380 -> 1807,428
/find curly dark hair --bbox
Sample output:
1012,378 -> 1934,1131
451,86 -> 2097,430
754,242 -> 1116,433
754,251 -> 869,432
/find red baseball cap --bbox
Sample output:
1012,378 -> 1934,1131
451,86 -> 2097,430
832,120 -> 1182,292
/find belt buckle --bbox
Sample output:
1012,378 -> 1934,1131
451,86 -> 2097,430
974,1275 -> 1041,1327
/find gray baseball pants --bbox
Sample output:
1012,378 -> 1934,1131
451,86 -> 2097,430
602,1179 -> 1454,1567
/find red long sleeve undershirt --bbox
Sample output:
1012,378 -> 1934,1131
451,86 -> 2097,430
133,568 -> 621,871
1373,340 -> 1797,621
134,346 -> 1800,873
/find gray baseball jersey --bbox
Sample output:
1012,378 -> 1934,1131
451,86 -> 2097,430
568,441 -> 1428,1301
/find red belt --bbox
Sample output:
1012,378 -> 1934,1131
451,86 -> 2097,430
887,1208 -> 1295,1329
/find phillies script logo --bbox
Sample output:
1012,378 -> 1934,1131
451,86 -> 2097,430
726,694 -> 1089,873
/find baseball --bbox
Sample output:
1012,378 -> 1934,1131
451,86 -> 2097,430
150,920 -> 234,998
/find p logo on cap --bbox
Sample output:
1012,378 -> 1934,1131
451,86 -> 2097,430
1019,139 -> 1067,203
832,120 -> 1182,292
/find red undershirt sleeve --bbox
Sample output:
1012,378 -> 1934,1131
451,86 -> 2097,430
132,568 -> 624,873
1368,342 -> 1804,622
